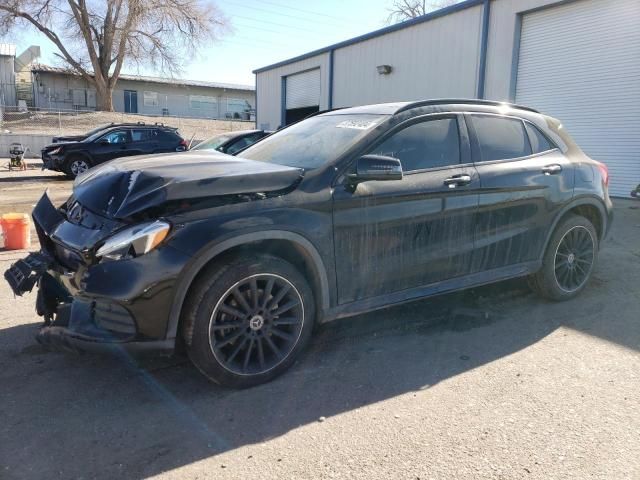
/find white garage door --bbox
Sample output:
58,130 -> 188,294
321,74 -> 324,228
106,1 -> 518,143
516,0 -> 640,197
286,69 -> 321,109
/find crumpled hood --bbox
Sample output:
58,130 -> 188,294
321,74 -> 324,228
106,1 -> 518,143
73,151 -> 304,219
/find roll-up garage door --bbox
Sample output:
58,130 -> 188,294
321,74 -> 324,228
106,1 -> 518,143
515,0 -> 640,197
286,69 -> 321,109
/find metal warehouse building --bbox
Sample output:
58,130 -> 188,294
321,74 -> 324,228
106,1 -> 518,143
254,0 -> 640,197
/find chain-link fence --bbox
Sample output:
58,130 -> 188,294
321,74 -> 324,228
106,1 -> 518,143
0,105 -> 255,144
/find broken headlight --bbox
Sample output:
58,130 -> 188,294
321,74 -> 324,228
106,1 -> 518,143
95,221 -> 170,261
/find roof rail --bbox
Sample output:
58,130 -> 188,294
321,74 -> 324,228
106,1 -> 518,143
396,99 -> 540,114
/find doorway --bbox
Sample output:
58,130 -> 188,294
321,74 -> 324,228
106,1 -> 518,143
124,90 -> 138,113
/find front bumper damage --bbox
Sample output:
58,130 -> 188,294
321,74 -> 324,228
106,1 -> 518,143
41,150 -> 64,171
4,193 -> 187,355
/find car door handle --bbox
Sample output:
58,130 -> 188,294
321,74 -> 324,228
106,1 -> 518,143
542,164 -> 562,175
444,174 -> 472,188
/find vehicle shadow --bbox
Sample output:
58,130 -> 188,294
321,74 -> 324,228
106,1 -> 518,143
1,202 -> 638,479
2,274 -> 638,479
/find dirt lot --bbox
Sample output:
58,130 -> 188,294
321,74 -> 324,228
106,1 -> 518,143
1,169 -> 639,479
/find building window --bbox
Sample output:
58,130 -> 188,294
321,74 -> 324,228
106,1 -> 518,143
144,91 -> 159,107
190,95 -> 218,110
227,98 -> 249,114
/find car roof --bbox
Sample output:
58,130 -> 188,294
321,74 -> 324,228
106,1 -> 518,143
100,124 -> 178,133
319,99 -> 539,117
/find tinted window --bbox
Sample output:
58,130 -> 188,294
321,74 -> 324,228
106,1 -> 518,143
470,115 -> 531,162
131,129 -> 154,142
193,134 -> 232,151
226,133 -> 264,155
368,118 -> 460,171
239,114 -> 387,169
525,123 -> 555,154
99,130 -> 128,144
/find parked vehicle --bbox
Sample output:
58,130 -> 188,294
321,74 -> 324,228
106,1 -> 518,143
42,124 -> 187,178
6,99 -> 612,388
191,129 -> 271,155
51,122 -> 151,143
631,184 -> 639,198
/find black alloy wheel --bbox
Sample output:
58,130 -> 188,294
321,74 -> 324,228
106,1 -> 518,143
184,254 -> 315,388
209,274 -> 305,375
553,226 -> 595,292
529,214 -> 599,301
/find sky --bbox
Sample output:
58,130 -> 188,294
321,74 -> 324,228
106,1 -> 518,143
5,0 -> 407,87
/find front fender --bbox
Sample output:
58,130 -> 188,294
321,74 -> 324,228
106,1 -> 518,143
164,229 -> 331,342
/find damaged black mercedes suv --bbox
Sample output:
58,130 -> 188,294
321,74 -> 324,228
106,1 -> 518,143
5,99 -> 612,388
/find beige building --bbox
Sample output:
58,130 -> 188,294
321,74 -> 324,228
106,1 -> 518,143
30,64 -> 255,120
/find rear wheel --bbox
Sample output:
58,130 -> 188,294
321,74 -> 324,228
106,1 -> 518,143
183,254 -> 315,388
529,214 -> 598,301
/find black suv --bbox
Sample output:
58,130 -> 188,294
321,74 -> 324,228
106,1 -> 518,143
6,100 -> 612,388
42,124 -> 187,178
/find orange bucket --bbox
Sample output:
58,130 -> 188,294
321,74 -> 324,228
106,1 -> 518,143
1,213 -> 31,250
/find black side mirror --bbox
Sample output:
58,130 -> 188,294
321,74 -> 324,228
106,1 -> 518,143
349,155 -> 403,183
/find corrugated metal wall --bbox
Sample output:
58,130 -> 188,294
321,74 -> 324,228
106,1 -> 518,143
255,53 -> 330,131
0,55 -> 17,106
514,0 -> 640,197
332,5 -> 483,107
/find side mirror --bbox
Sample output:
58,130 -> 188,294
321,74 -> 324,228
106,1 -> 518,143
349,155 -> 403,183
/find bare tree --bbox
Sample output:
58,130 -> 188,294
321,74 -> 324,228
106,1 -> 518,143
0,0 -> 228,111
386,0 -> 462,24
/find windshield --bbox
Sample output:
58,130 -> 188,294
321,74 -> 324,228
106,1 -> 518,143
81,124 -> 113,142
192,134 -> 233,151
238,114 -> 387,169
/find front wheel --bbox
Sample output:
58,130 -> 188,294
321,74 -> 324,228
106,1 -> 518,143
529,214 -> 599,301
64,156 -> 92,179
183,254 -> 315,388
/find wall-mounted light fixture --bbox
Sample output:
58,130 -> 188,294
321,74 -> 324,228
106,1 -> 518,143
376,65 -> 392,75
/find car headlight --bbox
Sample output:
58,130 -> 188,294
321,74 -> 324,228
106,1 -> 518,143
48,147 -> 63,155
96,221 -> 170,261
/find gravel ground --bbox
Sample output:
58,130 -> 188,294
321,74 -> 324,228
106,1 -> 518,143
1,169 -> 639,480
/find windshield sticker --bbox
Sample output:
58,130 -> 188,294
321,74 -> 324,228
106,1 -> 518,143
336,120 -> 378,130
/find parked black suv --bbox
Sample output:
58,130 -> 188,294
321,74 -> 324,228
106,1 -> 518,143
42,124 -> 187,178
6,100 -> 612,388
50,122 -> 152,143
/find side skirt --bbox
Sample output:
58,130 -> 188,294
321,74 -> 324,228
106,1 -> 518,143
321,261 -> 541,322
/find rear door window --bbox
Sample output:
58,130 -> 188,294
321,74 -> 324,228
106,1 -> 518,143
469,115 -> 532,162
368,117 -> 461,172
525,122 -> 556,154
131,129 -> 153,142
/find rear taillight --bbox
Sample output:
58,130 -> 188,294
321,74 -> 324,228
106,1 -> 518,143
178,139 -> 188,151
596,162 -> 609,187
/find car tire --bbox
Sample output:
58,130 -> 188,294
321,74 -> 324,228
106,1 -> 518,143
183,254 -> 315,388
529,214 -> 599,301
64,156 -> 92,179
